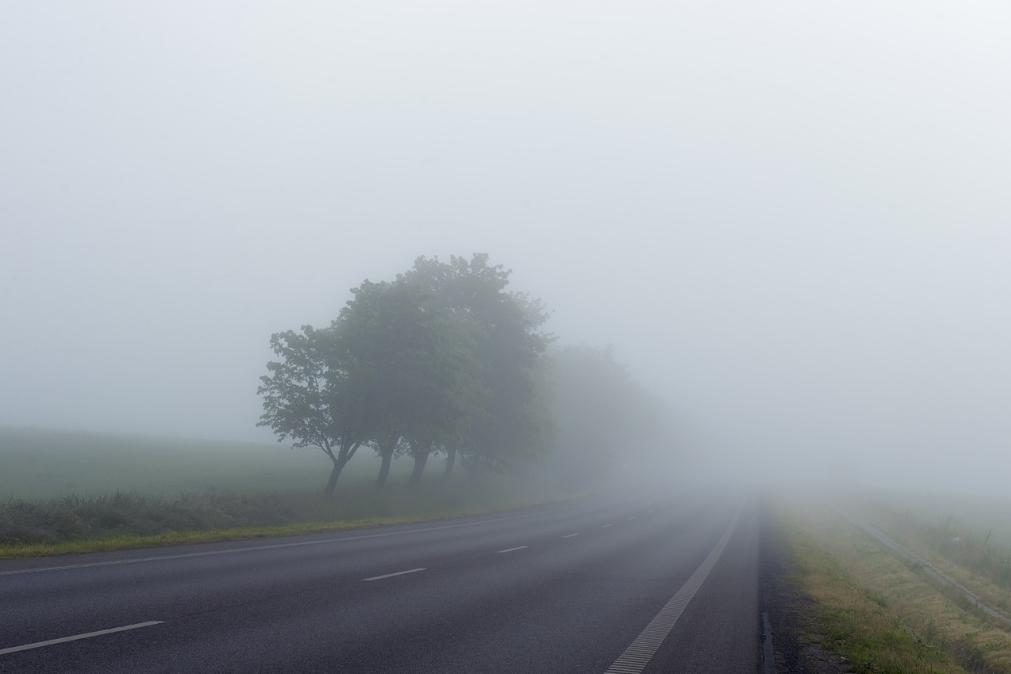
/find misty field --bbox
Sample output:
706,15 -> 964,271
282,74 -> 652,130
0,427 -> 393,499
0,428 -> 557,556
871,491 -> 1011,550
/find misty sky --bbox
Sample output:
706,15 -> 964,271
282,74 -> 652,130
3,2 -> 1010,488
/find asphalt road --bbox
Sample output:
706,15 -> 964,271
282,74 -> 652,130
0,493 -> 760,673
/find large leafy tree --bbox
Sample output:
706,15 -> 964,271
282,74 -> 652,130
386,273 -> 478,484
336,281 -> 405,488
402,255 -> 551,476
338,279 -> 474,487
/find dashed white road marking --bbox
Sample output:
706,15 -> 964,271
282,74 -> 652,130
562,533 -> 580,539
602,512 -> 741,674
362,567 -> 426,582
497,546 -> 529,554
0,621 -> 164,657
601,523 -> 613,529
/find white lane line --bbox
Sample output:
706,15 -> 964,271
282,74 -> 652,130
562,533 -> 580,539
601,523 -> 613,529
497,546 -> 529,554
0,514 -> 524,578
602,512 -> 741,674
362,567 -> 426,582
0,621 -> 163,657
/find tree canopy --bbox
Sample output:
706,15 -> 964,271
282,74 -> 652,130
258,254 -> 664,493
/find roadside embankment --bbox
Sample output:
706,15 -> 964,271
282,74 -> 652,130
765,498 -> 1011,673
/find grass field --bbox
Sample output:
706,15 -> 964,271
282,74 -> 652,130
0,427 -> 561,557
0,427 -> 407,499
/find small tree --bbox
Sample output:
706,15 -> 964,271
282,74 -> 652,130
257,326 -> 367,495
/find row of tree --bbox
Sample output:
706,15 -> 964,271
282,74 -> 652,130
258,254 -> 663,494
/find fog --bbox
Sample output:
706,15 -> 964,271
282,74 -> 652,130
3,1 -> 1010,493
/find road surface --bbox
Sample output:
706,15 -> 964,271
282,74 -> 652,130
0,494 -> 760,673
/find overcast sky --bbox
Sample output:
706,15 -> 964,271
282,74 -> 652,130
3,2 -> 1010,488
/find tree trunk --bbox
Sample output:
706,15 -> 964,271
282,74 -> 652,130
324,441 -> 360,496
324,458 -> 344,496
443,447 -> 457,479
410,450 -> 430,484
376,450 -> 393,488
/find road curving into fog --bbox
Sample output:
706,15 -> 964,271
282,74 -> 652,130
0,493 -> 759,673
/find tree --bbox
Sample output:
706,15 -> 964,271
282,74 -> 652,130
336,280 -> 407,487
340,280 -> 429,486
394,291 -> 476,484
338,277 -> 477,486
401,255 -> 551,476
257,326 -> 367,495
544,346 -> 664,485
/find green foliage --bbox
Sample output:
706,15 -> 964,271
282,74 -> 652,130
258,324 -> 372,493
258,253 -> 560,491
257,252 -> 669,496
258,326 -> 345,453
400,254 -> 552,473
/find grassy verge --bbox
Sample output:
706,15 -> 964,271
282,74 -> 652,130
779,502 -> 1011,673
0,480 -> 575,559
0,506 -> 517,560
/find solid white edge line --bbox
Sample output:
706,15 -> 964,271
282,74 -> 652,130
602,511 -> 741,674
0,514 -> 525,577
0,621 -> 164,657
497,546 -> 529,554
362,567 -> 426,582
